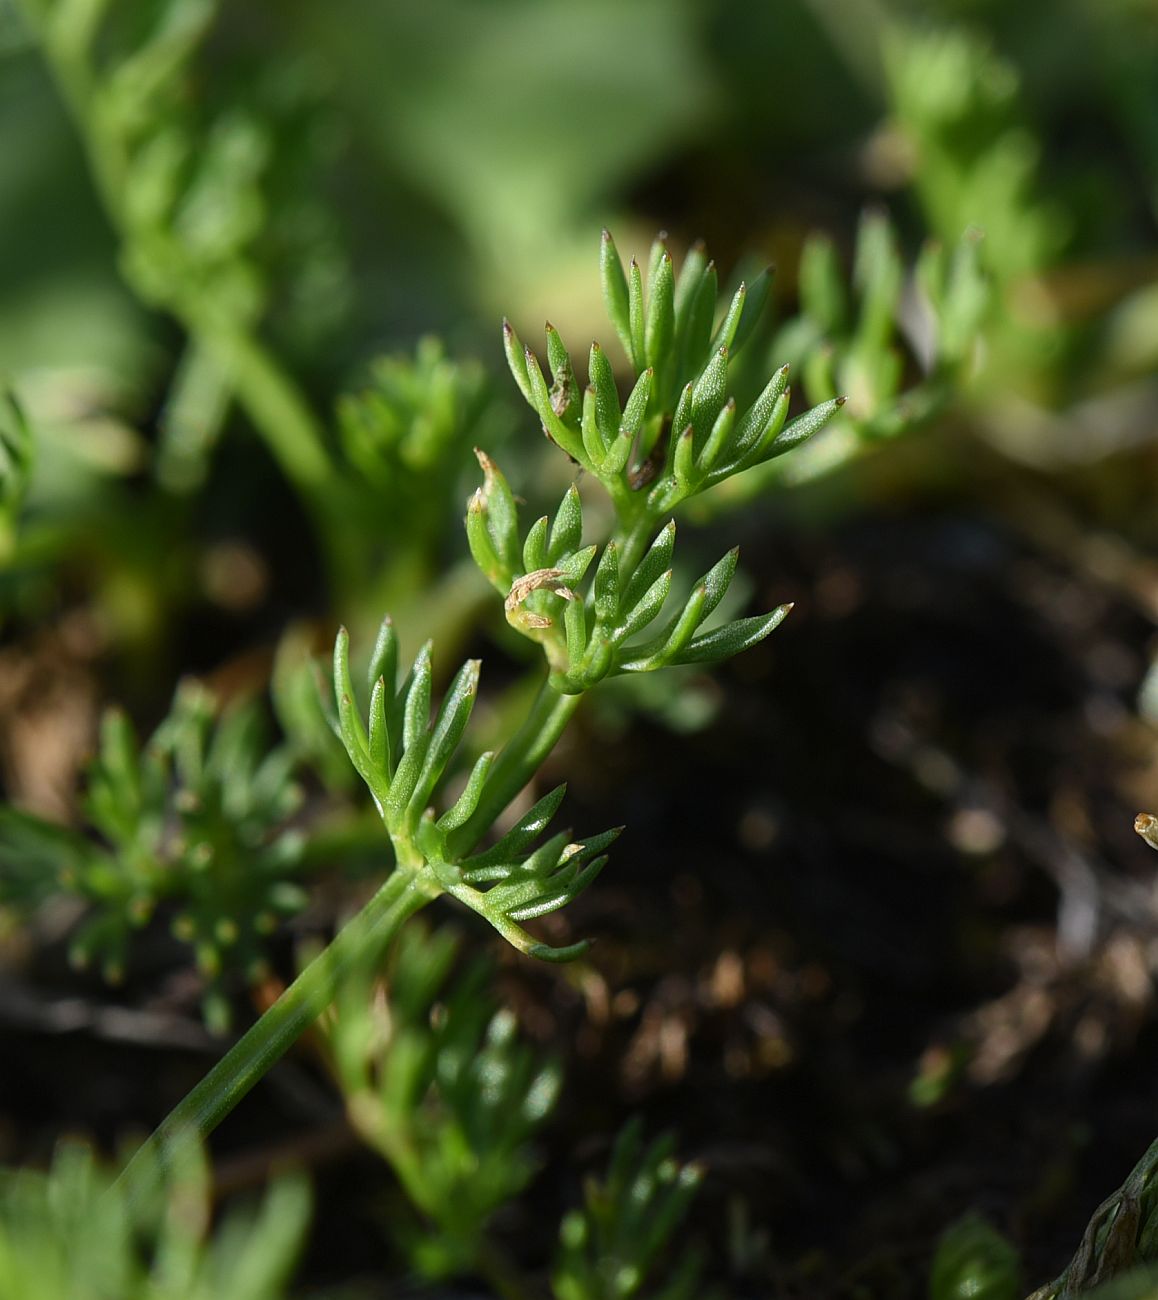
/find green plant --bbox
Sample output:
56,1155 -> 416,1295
13,0 -> 499,625
0,391 -> 33,567
930,1213 -> 1020,1300
0,920 -> 704,1300
113,227 -> 842,1195
330,335 -> 510,623
322,921 -> 562,1282
13,0 -> 339,502
778,211 -> 988,443
883,23 -> 1070,287
709,209 -> 992,503
0,681 -> 307,1030
0,1138 -> 309,1300
6,2 -> 1158,1292
1026,1136 -> 1158,1299
553,1119 -> 705,1300
336,337 -> 493,559
325,922 -> 710,1298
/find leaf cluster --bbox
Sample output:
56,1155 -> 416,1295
883,23 -> 1070,284
330,230 -> 850,961
0,1138 -> 308,1300
929,1213 -> 1020,1300
468,450 -> 792,694
0,683 -> 306,1028
18,0 -> 348,502
775,210 -> 989,446
22,0 -> 338,329
502,231 -> 843,519
320,924 -> 706,1296
554,1118 -> 705,1300
329,626 -> 615,959
323,922 -> 561,1279
335,337 -> 499,551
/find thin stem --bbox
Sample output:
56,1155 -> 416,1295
447,681 -> 582,858
190,312 -> 335,497
614,505 -> 661,577
118,623 -> 587,1194
116,868 -> 436,1202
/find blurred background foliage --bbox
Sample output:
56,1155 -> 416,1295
2,0 -> 1156,685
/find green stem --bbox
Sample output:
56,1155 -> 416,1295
116,867 -> 436,1201
121,651 -> 585,1192
614,505 -> 661,576
379,1160 -> 536,1300
190,313 -> 336,497
447,681 -> 582,859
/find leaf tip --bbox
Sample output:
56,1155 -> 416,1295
528,939 -> 591,963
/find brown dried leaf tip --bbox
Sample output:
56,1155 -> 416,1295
505,568 -> 577,630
